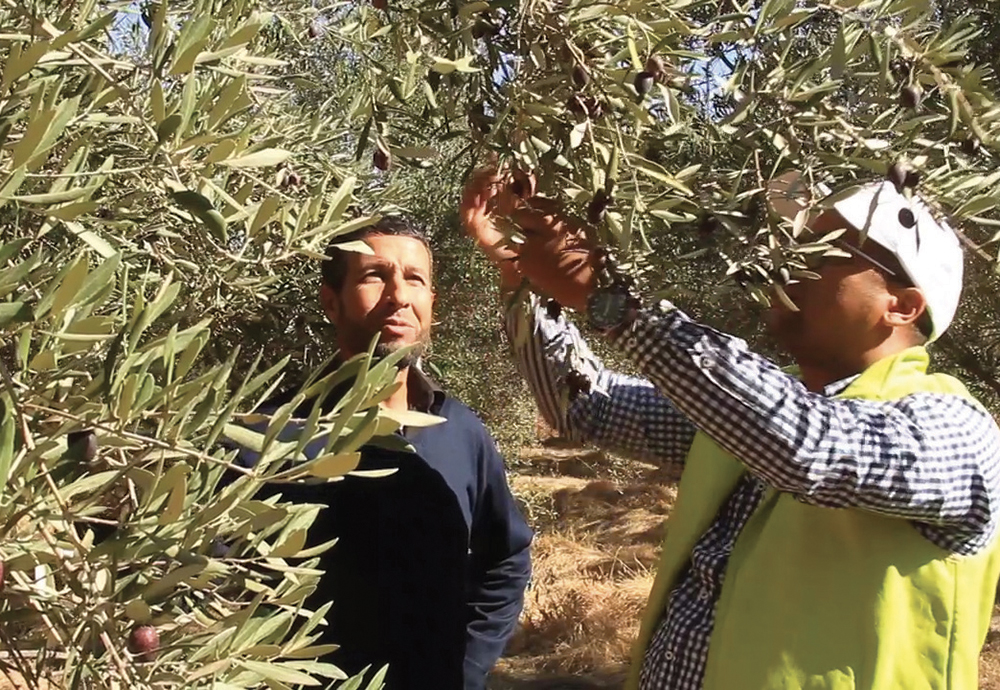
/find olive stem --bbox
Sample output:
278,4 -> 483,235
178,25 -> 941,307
21,403 -> 255,478
99,630 -> 134,683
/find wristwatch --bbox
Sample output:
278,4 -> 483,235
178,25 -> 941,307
587,282 -> 636,332
586,249 -> 639,333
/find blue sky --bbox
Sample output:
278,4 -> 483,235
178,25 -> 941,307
108,1 -> 147,56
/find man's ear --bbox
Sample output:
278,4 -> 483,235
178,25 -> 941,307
885,286 -> 927,330
319,284 -> 340,324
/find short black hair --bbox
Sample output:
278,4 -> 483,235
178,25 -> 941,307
914,311 -> 933,341
854,235 -> 931,342
320,216 -> 432,291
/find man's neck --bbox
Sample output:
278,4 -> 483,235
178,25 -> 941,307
798,364 -> 853,394
383,367 -> 411,412
797,337 -> 921,393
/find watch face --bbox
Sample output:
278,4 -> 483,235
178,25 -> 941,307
588,287 -> 630,331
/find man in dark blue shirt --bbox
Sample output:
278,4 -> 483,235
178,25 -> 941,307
234,217 -> 533,689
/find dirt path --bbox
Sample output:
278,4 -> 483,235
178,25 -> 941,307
495,443 -> 1000,689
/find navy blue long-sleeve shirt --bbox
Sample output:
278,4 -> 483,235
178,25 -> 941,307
230,366 -> 532,690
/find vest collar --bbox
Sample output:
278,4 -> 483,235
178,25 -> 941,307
839,346 -> 930,399
783,346 -> 930,398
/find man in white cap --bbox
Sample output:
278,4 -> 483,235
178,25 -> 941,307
460,166 -> 1000,690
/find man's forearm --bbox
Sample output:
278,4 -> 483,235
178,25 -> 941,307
463,572 -> 528,690
504,294 -> 695,466
497,261 -> 521,295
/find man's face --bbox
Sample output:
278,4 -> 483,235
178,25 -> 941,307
321,234 -> 434,367
765,211 -> 910,368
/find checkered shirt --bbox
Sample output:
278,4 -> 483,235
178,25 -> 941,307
505,294 -> 1000,690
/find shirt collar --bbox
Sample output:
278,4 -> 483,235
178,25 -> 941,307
408,364 -> 445,414
264,358 -> 446,418
823,374 -> 859,397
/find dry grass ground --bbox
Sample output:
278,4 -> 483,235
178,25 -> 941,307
494,433 -> 1000,690
981,610 -> 1000,690
488,440 -> 675,690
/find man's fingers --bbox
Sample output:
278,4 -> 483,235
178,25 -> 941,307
515,242 -> 596,313
458,160 -> 599,311
460,167 -> 503,227
462,167 -> 511,216
507,202 -> 587,243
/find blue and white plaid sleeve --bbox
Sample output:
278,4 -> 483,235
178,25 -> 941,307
504,294 -> 696,467
611,300 -> 1000,555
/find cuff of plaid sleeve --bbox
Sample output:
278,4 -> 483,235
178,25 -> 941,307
606,298 -> 681,344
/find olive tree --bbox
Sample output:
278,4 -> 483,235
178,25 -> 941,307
0,0 -> 445,687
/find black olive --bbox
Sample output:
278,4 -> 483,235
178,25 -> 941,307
546,299 -> 562,320
469,104 -> 493,133
567,95 -> 587,116
899,84 -> 922,109
210,538 -> 229,559
887,161 -> 908,192
67,430 -> 98,462
587,98 -> 606,119
566,371 -> 591,399
634,71 -> 655,98
961,136 -> 981,156
472,19 -> 498,39
698,215 -> 719,236
587,190 -> 611,224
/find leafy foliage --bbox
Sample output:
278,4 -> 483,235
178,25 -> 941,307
297,0 -> 1000,413
308,2 -> 1000,254
6,0 -> 1000,687
0,0 -> 438,686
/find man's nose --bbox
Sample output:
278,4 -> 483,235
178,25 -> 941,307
384,273 -> 411,306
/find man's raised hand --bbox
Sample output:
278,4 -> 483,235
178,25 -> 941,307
460,163 -> 601,312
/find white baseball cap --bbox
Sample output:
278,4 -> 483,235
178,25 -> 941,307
766,171 -> 964,342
